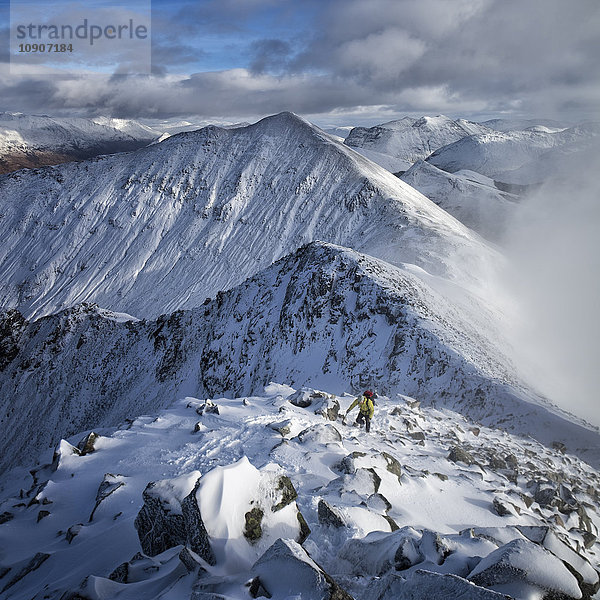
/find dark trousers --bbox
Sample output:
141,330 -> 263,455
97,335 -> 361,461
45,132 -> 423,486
355,412 -> 371,432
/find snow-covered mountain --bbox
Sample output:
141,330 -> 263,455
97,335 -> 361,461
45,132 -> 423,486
400,161 -> 520,242
343,115 -> 492,173
1,242 -> 598,476
481,118 -> 568,132
0,112 -> 160,174
0,384 -> 598,600
0,111 -> 498,321
427,123 -> 600,182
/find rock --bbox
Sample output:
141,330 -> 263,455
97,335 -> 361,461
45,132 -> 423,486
66,523 -> 83,544
108,561 -> 129,583
373,569 -> 512,599
433,472 -> 448,481
179,547 -> 205,574
382,452 -> 402,483
247,576 -> 272,599
51,439 -> 80,470
0,553 -> 50,594
0,512 -> 14,524
89,474 -> 126,521
272,476 -> 298,512
468,538 -> 582,600
244,507 -> 265,543
470,427 -> 481,437
409,431 -> 425,441
448,446 -> 476,466
419,530 -> 452,565
518,526 -> 600,598
492,498 -> 518,517
269,420 -> 292,436
297,511 -> 311,544
488,455 -> 508,470
318,499 -> 345,528
252,538 -> 353,600
77,432 -> 100,455
197,400 -> 220,415
297,423 -> 342,444
37,509 -> 50,522
552,441 -> 567,454
315,397 -> 341,421
134,472 -> 216,565
288,388 -> 327,408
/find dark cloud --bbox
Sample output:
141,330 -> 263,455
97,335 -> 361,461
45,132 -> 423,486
1,0 -> 598,122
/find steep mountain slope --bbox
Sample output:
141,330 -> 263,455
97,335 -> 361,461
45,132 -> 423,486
481,118 -> 568,132
0,386 -> 598,600
400,161 -> 519,242
344,115 -> 492,172
1,242 -> 598,475
0,113 -> 159,174
427,123 -> 600,182
0,112 -> 497,320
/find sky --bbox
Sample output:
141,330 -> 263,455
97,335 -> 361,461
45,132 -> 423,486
0,0 -> 599,125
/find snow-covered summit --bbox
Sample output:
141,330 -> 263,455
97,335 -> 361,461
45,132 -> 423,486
343,115 -> 492,172
0,112 -> 159,173
426,123 -> 600,181
0,111 -> 497,320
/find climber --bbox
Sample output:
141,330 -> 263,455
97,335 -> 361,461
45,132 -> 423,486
343,390 -> 375,432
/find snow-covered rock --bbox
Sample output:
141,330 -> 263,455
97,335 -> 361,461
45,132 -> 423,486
252,538 -> 353,600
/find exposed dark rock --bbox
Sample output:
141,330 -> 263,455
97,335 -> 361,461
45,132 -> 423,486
382,452 -> 402,483
297,511 -> 311,544
197,400 -> 220,415
269,420 -> 292,436
0,511 -> 14,524
289,388 -> 327,408
135,476 -> 216,565
37,509 -> 50,522
108,562 -> 129,583
420,530 -> 452,565
433,472 -> 448,481
180,480 -> 216,565
315,397 -> 341,421
89,474 -> 125,521
0,552 -> 50,594
448,446 -> 476,466
66,523 -> 83,544
244,507 -> 264,543
552,441 -> 567,454
179,547 -> 205,574
492,498 -> 518,517
248,576 -> 272,598
272,476 -> 298,512
409,431 -> 425,441
384,514 -> 400,532
77,432 -> 100,456
318,499 -> 345,528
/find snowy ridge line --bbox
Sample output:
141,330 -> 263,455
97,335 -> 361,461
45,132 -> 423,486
0,385 -> 598,599
1,241 -> 598,475
0,111 -> 498,321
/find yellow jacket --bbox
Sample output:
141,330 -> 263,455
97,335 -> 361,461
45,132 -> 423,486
346,395 -> 374,419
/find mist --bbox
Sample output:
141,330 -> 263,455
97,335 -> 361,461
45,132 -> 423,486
501,142 -> 600,427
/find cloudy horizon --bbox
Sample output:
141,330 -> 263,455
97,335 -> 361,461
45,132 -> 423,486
0,0 -> 599,126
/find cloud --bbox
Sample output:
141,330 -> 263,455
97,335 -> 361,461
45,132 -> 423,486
501,141 -> 600,426
0,0 -> 598,121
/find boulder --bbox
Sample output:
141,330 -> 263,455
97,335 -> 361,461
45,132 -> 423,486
77,432 -> 100,455
89,473 -> 126,521
134,471 -> 216,564
318,499 -> 345,528
371,569 -> 512,600
468,538 -> 582,599
252,538 -> 353,600
382,452 -> 402,483
297,423 -> 342,445
288,388 -> 328,408
197,400 -> 220,415
315,396 -> 341,421
448,446 -> 477,466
